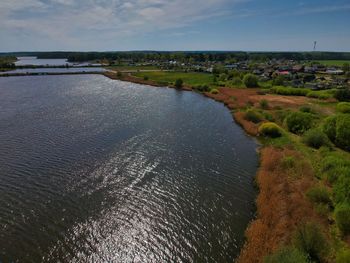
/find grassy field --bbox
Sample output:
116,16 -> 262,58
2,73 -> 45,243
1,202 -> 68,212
133,71 -> 214,86
313,60 -> 350,66
106,65 -> 160,71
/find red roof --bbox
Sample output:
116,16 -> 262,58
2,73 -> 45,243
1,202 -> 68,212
278,71 -> 291,75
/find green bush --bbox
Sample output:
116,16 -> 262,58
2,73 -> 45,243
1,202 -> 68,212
302,129 -> 329,149
264,247 -> 308,263
335,114 -> 350,151
262,112 -> 274,122
275,109 -> 291,123
307,91 -> 332,100
323,116 -> 337,142
260,99 -> 269,109
334,203 -> 350,235
143,75 -> 149,81
243,73 -> 259,88
272,75 -> 285,86
325,166 -> 350,184
231,77 -> 243,86
306,185 -> 332,206
300,106 -> 313,113
336,248 -> 350,263
258,122 -> 282,138
335,88 -> 350,102
272,86 -> 309,96
334,175 -> 350,204
336,102 -> 350,113
245,109 -> 263,123
293,222 -> 328,262
285,112 -> 314,134
175,78 -> 183,88
210,88 -> 219,94
195,85 -> 210,92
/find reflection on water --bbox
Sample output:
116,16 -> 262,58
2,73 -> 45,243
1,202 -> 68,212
0,75 -> 258,262
0,67 -> 106,75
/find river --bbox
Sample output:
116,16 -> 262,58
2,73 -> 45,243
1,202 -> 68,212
0,74 -> 258,262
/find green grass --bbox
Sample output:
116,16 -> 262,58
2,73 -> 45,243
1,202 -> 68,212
106,65 -> 160,71
313,60 -> 350,67
132,71 -> 214,86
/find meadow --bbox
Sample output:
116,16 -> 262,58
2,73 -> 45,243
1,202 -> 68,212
313,60 -> 350,66
133,71 -> 214,86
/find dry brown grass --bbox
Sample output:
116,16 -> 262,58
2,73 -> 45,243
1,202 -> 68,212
238,147 -> 320,263
233,112 -> 259,136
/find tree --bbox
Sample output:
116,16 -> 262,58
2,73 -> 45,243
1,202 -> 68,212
342,63 -> 350,72
175,79 -> 183,89
243,74 -> 259,88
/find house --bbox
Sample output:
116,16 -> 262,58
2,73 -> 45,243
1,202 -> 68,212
326,69 -> 344,75
276,70 -> 291,76
292,65 -> 304,73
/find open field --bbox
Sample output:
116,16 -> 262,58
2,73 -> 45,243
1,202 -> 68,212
313,60 -> 350,66
132,71 -> 214,86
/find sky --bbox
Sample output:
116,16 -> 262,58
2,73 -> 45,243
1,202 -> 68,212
0,0 -> 349,52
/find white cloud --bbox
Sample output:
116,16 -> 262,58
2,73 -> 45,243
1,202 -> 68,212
0,0 -> 244,48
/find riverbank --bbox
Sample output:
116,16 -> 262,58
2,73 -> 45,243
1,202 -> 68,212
0,71 -> 106,77
103,71 -> 350,262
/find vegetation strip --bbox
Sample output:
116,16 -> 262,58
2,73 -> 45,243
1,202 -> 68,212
103,69 -> 350,263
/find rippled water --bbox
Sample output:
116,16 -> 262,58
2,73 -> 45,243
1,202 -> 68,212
0,67 -> 106,75
0,75 -> 258,262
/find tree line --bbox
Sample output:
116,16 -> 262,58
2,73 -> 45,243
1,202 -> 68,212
1,51 -> 350,63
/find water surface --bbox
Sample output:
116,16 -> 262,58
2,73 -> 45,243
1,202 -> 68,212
0,67 -> 106,75
0,75 -> 258,262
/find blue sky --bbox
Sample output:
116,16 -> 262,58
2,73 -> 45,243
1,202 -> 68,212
0,0 -> 349,52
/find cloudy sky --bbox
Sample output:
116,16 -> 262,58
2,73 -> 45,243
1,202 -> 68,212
1,0 -> 349,51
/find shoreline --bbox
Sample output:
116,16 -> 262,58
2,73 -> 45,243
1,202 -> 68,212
2,71 -> 338,261
101,71 -> 332,262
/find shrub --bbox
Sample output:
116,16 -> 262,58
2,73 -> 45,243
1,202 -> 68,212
323,116 -> 337,142
260,99 -> 269,109
325,166 -> 350,184
262,112 -> 274,121
264,247 -> 308,263
157,81 -> 169,86
300,106 -> 313,113
245,109 -> 263,123
337,102 -> 350,113
307,91 -> 332,100
306,185 -> 332,206
285,112 -> 314,134
336,248 -> 350,263
272,75 -> 285,86
243,73 -> 259,88
335,89 -> 350,102
210,88 -> 219,94
302,129 -> 329,149
293,222 -> 328,262
195,85 -> 210,92
143,75 -> 149,81
116,71 -> 122,77
334,175 -> 350,204
258,122 -> 282,138
231,77 -> 243,86
272,86 -> 309,96
175,78 -> 183,88
335,114 -> 350,151
334,203 -> 350,235
275,109 -> 291,123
